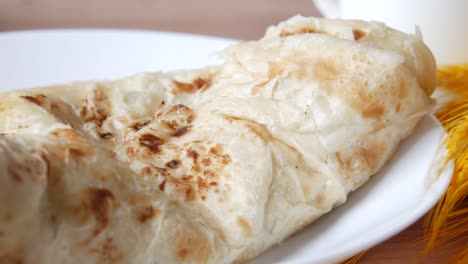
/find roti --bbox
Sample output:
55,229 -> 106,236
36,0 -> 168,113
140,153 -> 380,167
0,16 -> 436,264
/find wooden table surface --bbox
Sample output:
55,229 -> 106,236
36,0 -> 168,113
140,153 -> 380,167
0,0 -> 458,263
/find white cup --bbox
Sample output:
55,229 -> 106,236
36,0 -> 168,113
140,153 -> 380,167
313,0 -> 468,65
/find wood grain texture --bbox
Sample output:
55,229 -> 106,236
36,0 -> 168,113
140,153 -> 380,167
0,0 -> 458,262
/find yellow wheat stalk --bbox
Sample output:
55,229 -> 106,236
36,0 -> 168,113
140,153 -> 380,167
425,64 -> 468,263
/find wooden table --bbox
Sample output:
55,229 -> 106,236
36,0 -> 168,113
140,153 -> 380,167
0,0 -> 458,263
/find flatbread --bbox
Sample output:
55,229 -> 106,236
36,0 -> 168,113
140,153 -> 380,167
0,16 -> 436,264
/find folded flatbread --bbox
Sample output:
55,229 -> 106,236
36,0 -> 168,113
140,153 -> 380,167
0,16 -> 436,264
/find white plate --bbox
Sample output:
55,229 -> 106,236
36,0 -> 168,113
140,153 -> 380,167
0,30 -> 453,264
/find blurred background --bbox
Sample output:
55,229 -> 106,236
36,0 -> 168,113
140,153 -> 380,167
0,0 -> 319,40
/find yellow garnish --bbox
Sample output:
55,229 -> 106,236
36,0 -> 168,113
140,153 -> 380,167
424,64 -> 468,263
436,64 -> 468,93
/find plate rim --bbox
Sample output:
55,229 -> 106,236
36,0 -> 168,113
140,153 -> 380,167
0,27 -> 239,44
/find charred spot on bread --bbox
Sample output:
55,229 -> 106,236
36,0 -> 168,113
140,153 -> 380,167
172,125 -> 191,137
80,87 -> 111,127
158,179 -> 167,191
166,159 -> 181,169
139,134 -> 165,153
186,148 -> 199,161
131,120 -> 151,131
73,188 -> 116,241
137,206 -> 159,223
172,77 -> 212,94
21,94 -> 47,106
280,27 -> 321,37
99,132 -> 113,139
352,29 -> 367,41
